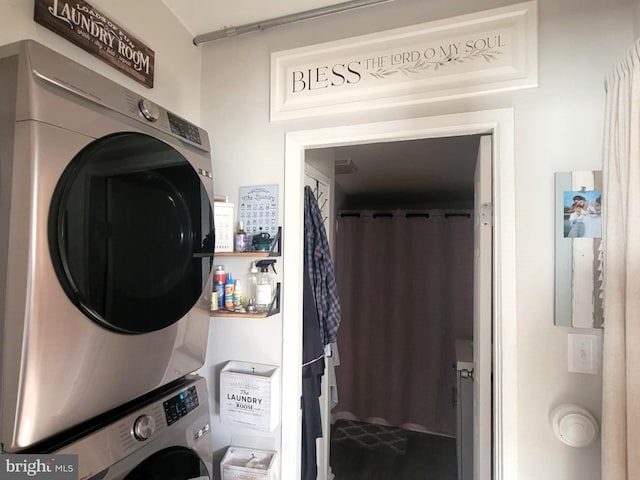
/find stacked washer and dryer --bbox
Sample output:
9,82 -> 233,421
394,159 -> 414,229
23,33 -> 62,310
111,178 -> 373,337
0,40 -> 216,479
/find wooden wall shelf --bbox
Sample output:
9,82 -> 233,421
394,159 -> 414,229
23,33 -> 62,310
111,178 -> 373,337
214,227 -> 281,258
215,251 -> 272,257
211,283 -> 280,318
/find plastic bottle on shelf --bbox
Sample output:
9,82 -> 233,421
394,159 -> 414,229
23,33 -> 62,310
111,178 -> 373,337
224,274 -> 235,310
234,221 -> 247,252
233,279 -> 244,310
255,259 -> 277,313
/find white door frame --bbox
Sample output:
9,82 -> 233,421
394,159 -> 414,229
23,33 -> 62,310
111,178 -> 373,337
474,134 -> 493,480
281,108 -> 517,480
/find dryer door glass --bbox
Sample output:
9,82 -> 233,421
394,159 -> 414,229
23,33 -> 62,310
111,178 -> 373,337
49,132 -> 215,334
123,446 -> 209,479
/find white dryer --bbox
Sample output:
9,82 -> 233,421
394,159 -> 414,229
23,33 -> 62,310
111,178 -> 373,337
51,375 -> 213,480
0,40 -> 215,451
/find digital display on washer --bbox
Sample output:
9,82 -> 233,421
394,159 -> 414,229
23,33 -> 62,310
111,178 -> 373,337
163,386 -> 199,426
167,112 -> 202,145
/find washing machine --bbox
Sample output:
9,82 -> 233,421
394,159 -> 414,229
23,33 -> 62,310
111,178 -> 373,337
0,40 -> 215,452
50,375 -> 213,480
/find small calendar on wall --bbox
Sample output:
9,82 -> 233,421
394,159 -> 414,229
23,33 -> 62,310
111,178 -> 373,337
238,184 -> 279,237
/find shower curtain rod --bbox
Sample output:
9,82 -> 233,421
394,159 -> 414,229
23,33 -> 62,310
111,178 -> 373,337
339,209 -> 473,218
193,0 -> 393,45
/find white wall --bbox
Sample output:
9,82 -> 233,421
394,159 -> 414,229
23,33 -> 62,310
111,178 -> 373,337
0,0 -> 202,123
199,0 -> 634,479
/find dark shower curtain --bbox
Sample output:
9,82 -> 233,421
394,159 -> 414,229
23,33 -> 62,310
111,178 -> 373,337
332,212 -> 473,437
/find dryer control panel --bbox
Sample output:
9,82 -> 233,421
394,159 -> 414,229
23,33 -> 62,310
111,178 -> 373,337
167,112 -> 202,145
163,385 -> 199,426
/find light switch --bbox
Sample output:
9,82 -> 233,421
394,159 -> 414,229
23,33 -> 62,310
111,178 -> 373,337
568,333 -> 598,374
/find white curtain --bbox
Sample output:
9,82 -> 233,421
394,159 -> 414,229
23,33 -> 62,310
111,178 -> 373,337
602,40 -> 640,479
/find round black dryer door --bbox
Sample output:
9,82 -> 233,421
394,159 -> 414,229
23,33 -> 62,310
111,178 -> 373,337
123,446 -> 209,480
49,132 -> 215,334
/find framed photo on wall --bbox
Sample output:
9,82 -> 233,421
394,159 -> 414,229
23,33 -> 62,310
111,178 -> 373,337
554,171 -> 603,329
562,190 -> 602,238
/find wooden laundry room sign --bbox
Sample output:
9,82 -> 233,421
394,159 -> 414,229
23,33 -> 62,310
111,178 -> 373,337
34,0 -> 155,88
270,1 -> 537,120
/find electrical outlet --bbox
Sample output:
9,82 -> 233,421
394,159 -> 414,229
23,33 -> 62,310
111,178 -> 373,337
568,333 -> 598,374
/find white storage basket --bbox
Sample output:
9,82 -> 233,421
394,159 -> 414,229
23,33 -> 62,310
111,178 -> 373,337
219,361 -> 280,431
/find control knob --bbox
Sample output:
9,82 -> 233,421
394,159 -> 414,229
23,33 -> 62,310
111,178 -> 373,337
138,98 -> 160,122
133,414 -> 156,441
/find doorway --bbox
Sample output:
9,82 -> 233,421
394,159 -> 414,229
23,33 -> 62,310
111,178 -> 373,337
281,110 -> 518,480
308,133 -> 487,480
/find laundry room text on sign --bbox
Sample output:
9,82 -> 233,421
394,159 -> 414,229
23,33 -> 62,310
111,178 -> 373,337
34,0 -> 155,88
270,1 -> 537,120
219,361 -> 281,432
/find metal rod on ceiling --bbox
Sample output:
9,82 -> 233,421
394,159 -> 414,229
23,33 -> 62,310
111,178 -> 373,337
193,0 -> 393,45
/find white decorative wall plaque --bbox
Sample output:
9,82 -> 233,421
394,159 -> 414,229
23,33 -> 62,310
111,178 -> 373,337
270,1 -> 537,120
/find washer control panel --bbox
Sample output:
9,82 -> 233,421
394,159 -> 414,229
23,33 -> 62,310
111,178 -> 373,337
163,385 -> 199,426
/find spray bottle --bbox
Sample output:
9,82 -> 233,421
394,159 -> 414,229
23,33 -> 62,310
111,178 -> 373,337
255,259 -> 277,313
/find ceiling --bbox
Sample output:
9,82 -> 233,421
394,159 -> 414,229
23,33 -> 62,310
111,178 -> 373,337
160,1 -> 480,210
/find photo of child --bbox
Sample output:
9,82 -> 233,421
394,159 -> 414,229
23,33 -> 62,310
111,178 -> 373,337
563,190 -> 602,238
